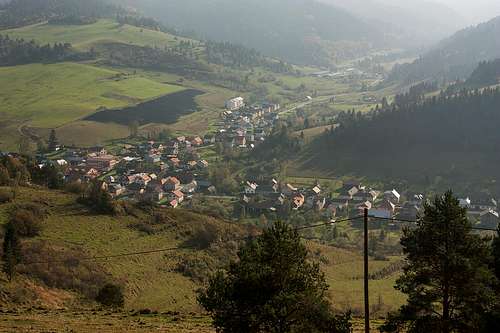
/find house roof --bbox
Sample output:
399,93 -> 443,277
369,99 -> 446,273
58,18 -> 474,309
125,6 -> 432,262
172,190 -> 184,198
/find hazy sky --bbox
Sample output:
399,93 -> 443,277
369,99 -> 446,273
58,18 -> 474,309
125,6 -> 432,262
427,0 -> 500,23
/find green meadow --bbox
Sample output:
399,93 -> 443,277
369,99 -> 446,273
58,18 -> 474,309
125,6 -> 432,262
0,62 -> 183,127
3,19 -> 183,50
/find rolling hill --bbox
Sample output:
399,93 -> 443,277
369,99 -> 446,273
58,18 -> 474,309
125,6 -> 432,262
388,16 -> 500,84
0,186 -> 404,314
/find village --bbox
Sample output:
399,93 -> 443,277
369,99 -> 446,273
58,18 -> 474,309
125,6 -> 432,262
8,96 -> 498,230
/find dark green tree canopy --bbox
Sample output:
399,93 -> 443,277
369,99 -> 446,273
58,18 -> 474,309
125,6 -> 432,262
198,221 -> 351,333
382,191 -> 497,333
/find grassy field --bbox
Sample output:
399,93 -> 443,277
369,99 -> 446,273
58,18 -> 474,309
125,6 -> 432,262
0,187 -> 404,317
0,62 -> 183,127
0,309 -> 384,332
3,19 -> 184,51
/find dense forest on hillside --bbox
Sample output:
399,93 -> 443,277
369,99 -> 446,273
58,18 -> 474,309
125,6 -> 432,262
0,34 -> 92,65
116,0 -> 388,66
388,16 -> 500,84
0,0 -> 123,29
205,41 -> 293,73
466,59 -> 500,87
305,88 -> 500,192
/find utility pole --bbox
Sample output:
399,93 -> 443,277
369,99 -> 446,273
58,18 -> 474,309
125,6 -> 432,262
364,208 -> 370,333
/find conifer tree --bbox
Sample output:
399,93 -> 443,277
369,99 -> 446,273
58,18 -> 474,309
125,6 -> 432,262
381,191 -> 496,333
2,222 -> 22,282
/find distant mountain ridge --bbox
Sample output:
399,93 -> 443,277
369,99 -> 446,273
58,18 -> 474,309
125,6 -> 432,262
115,0 -> 399,66
320,0 -> 463,46
388,16 -> 500,84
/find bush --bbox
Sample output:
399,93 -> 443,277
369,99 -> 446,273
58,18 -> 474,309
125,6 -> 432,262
10,209 -> 42,237
65,181 -> 87,194
0,189 -> 13,204
96,283 -> 125,308
18,241 -> 111,299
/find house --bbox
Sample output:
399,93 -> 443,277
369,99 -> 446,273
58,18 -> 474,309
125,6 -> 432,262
479,210 -> 499,228
234,136 -> 247,147
244,181 -> 258,194
197,160 -> 209,169
225,97 -> 245,111
182,180 -> 198,194
292,194 -> 305,209
171,190 -> 184,203
128,173 -> 152,186
186,160 -> 198,169
108,183 -> 126,197
169,199 -> 178,208
459,197 -> 471,208
146,182 -> 165,202
168,157 -> 181,168
164,177 -> 181,191
384,189 -> 401,203
86,154 -> 118,172
369,200 -> 396,219
311,185 -> 321,196
190,136 -> 203,146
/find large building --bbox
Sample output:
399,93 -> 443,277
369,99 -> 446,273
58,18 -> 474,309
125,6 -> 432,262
86,154 -> 118,172
225,97 -> 244,111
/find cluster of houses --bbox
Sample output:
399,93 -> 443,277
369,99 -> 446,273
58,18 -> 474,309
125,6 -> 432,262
49,136 -> 214,208
239,180 -> 500,228
219,97 -> 281,149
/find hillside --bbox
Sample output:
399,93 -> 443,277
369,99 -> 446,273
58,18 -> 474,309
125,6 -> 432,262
0,186 -> 404,314
388,16 -> 500,84
116,0 -> 394,66
298,87 -> 500,194
320,0 -> 463,46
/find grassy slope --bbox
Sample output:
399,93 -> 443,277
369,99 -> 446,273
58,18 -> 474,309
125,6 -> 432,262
0,187 -> 404,315
3,19 -> 183,51
0,62 -> 183,127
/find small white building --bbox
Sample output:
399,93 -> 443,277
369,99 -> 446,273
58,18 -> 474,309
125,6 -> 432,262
225,97 -> 245,111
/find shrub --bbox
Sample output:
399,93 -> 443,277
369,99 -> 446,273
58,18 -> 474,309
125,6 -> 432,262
10,209 -> 42,238
18,241 -> 111,299
0,189 -> 13,204
65,181 -> 87,194
96,283 -> 125,308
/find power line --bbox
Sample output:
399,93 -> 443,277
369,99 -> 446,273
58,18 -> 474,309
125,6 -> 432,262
23,216 -> 362,265
369,216 -> 499,232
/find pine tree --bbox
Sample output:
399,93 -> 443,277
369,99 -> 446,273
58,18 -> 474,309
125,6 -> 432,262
198,221 -> 351,333
381,191 -> 497,333
48,129 -> 59,152
2,222 -> 22,282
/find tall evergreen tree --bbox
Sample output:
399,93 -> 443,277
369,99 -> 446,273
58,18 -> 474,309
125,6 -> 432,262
381,191 -> 496,333
47,129 -> 59,152
2,221 -> 22,282
198,221 -> 351,333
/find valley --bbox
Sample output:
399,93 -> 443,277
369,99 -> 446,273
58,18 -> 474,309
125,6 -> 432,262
1,0 -> 500,332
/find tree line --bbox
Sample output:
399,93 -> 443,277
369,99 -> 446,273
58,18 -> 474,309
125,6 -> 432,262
0,0 -> 123,29
205,40 -> 293,73
308,87 -> 500,193
0,34 -> 92,66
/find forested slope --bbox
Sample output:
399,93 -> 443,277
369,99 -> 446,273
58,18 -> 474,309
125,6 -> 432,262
301,88 -> 500,192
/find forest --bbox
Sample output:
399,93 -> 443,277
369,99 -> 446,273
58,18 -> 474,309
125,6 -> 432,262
307,87 -> 500,192
388,16 -> 500,84
0,0 -> 123,29
205,41 -> 293,73
466,58 -> 500,86
0,34 -> 90,66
